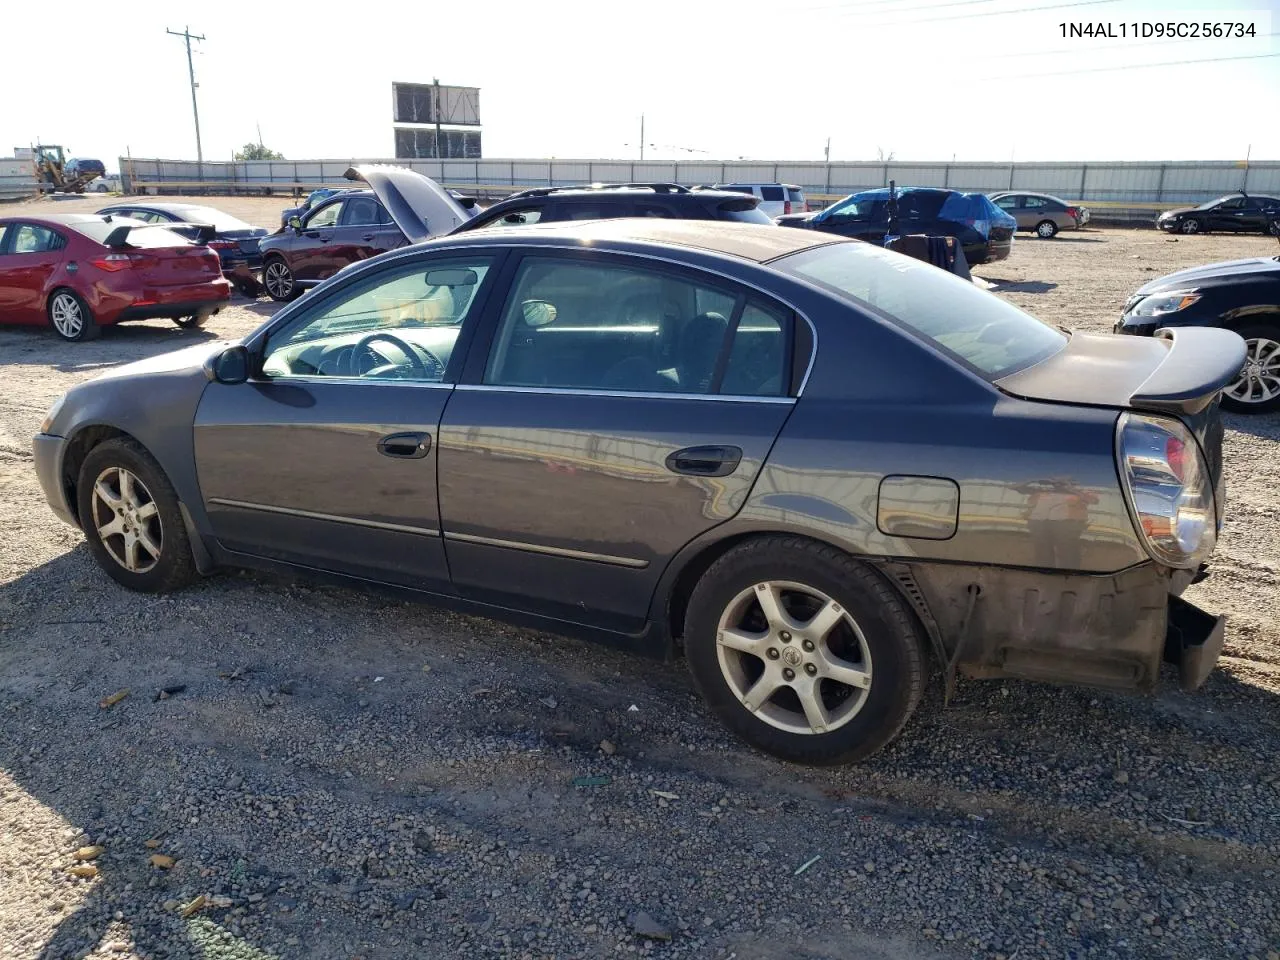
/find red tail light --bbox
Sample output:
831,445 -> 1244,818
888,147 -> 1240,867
1066,206 -> 1079,220
208,239 -> 237,250
90,253 -> 154,272
1166,435 -> 1187,483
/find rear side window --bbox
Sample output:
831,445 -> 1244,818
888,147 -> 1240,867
342,197 -> 382,225
554,202 -> 625,221
775,242 -> 1066,379
484,256 -> 792,396
635,203 -> 675,218
720,186 -> 755,196
9,224 -> 63,254
786,187 -> 804,202
761,186 -> 784,201
896,192 -> 946,219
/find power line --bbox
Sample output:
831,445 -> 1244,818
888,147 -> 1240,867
987,29 -> 1279,58
986,50 -> 1280,79
830,0 -> 1119,26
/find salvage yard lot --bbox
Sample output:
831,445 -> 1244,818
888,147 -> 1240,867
1,198 -> 1279,960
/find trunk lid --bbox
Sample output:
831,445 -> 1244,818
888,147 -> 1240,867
344,164 -> 470,243
103,223 -> 223,286
995,328 -> 1245,505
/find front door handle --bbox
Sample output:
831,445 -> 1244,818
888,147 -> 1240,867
361,233 -> 376,241
665,445 -> 742,478
377,432 -> 431,459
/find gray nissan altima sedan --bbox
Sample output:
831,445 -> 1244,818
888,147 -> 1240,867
32,176 -> 1245,763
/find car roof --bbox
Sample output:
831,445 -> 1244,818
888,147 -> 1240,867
498,187 -> 744,203
0,213 -> 113,226
437,218 -> 842,263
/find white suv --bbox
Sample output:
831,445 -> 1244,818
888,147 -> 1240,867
706,183 -> 808,218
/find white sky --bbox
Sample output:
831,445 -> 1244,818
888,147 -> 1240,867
4,0 -> 1277,167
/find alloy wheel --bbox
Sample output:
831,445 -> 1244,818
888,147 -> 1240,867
90,466 -> 163,573
1224,337 -> 1280,405
1180,219 -> 1200,234
50,293 -> 84,339
264,260 -> 293,298
715,580 -> 873,735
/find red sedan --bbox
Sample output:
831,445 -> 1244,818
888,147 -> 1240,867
0,213 -> 231,341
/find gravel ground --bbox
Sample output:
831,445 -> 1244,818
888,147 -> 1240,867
1,199 -> 1279,960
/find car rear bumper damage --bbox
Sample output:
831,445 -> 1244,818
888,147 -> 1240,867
886,560 -> 1224,694
32,433 -> 75,528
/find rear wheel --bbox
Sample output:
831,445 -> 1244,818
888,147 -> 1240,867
1035,219 -> 1058,239
262,257 -> 298,302
684,536 -> 926,765
1180,218 -> 1202,235
77,438 -> 197,593
1221,324 -> 1280,413
48,289 -> 99,342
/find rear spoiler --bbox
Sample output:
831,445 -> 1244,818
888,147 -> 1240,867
1130,327 -> 1247,416
103,219 -> 216,248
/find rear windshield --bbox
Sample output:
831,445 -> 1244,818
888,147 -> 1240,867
787,187 -> 805,201
775,242 -> 1066,379
169,206 -> 255,232
716,200 -> 773,224
69,219 -> 194,248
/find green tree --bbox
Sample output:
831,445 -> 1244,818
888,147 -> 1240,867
235,143 -> 285,161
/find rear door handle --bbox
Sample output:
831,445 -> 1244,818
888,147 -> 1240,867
665,445 -> 742,478
361,233 -> 376,241
377,432 -> 432,459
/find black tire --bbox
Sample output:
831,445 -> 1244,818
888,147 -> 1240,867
684,536 -> 926,765
76,438 -> 197,593
174,313 -> 209,329
1220,322 -> 1280,414
1180,218 -> 1202,235
47,289 -> 100,342
1034,219 -> 1058,239
262,256 -> 298,302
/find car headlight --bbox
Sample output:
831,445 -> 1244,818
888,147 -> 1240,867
1128,291 -> 1200,317
40,395 -> 67,434
1116,413 -> 1215,568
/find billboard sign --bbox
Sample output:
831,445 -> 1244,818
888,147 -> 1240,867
393,83 -> 481,126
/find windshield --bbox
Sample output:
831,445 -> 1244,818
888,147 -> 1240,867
1196,196 -> 1235,210
775,242 -> 1067,379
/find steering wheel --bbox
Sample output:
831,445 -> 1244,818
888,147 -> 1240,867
346,332 -> 440,379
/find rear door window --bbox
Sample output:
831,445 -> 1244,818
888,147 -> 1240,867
635,203 -> 675,218
761,186 -> 785,201
341,197 -> 382,225
10,224 -> 62,254
554,202 -> 627,221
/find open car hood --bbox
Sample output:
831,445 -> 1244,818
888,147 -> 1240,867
344,165 -> 471,244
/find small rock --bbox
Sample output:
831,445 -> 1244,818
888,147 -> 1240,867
149,855 -> 175,869
630,910 -> 672,941
1114,771 -> 1130,785
72,845 -> 104,862
864,861 -> 876,874
599,739 -> 616,756
413,830 -> 433,853
163,900 -> 179,912
104,942 -> 129,953
539,696 -> 558,709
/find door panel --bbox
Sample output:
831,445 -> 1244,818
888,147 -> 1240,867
294,199 -> 343,280
0,224 -> 66,323
194,381 -> 453,587
437,389 -> 791,630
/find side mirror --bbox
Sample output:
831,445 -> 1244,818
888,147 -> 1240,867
205,344 -> 250,385
521,299 -> 557,328
288,216 -> 303,231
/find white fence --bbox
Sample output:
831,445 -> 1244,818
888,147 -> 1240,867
118,156 -> 1280,221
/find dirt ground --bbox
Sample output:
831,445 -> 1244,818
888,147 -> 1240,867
1,198 -> 1279,960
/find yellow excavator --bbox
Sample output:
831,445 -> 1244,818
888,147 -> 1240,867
32,144 -> 105,194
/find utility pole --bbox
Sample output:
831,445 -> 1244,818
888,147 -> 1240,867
167,27 -> 205,171
824,137 -> 830,162
433,78 -> 442,159
640,115 -> 645,161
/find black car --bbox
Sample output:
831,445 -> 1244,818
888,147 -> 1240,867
278,188 -> 483,229
451,183 -> 774,233
97,202 -> 269,297
776,187 -> 1016,265
1116,252 -> 1279,411
1156,193 -> 1280,235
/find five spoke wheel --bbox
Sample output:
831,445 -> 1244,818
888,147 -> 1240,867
90,466 -> 163,573
716,580 -> 873,736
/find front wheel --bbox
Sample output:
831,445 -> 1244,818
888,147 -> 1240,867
1035,219 -> 1058,239
1221,325 -> 1280,413
1180,218 -> 1201,235
77,438 -> 198,593
48,289 -> 99,341
684,537 -> 926,765
262,257 -> 298,302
